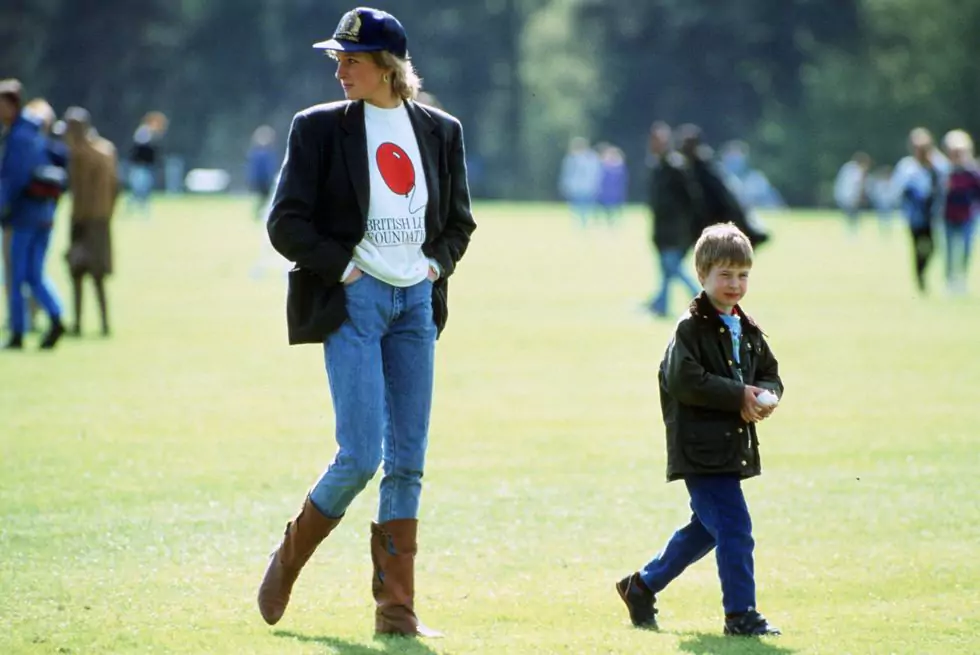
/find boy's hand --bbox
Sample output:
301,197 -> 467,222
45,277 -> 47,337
755,390 -> 779,421
740,385 -> 766,423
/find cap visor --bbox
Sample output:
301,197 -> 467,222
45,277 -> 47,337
312,38 -> 381,52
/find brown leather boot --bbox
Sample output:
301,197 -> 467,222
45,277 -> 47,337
257,496 -> 341,625
370,519 -> 442,637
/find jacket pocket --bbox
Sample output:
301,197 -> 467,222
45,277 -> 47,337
286,267 -> 347,345
681,422 -> 738,469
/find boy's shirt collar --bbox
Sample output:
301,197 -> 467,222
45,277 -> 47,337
689,291 -> 764,333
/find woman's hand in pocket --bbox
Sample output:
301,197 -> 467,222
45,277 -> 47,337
342,267 -> 364,285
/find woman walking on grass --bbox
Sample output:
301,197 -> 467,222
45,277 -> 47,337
257,6 -> 476,638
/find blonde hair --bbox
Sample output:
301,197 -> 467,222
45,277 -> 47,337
23,98 -> 56,132
142,111 -> 169,134
909,127 -> 934,149
943,129 -> 974,156
369,50 -> 422,101
694,223 -> 754,278
326,50 -> 423,101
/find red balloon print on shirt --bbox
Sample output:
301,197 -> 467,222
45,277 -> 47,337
376,142 -> 415,196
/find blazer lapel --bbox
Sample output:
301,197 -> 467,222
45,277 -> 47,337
341,101 -> 369,221
405,101 -> 440,232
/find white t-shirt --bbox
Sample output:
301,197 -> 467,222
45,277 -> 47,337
349,102 -> 431,287
834,161 -> 865,209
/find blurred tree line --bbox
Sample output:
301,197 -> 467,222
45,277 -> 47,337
1,0 -> 976,204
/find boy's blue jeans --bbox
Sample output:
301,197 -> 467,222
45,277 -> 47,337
309,274 -> 436,524
651,249 -> 700,316
640,475 -> 756,615
9,225 -> 62,334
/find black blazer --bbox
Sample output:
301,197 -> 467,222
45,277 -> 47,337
267,100 -> 477,345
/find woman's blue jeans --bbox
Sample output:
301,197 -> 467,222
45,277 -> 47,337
309,275 -> 437,523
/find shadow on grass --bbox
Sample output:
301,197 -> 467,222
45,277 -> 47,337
678,632 -> 797,655
274,630 -> 443,654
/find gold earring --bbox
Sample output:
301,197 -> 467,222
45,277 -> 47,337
383,73 -> 390,83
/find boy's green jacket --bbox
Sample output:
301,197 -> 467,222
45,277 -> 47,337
658,292 -> 785,482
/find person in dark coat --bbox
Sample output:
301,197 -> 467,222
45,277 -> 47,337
616,223 -> 784,637
647,121 -> 701,316
256,7 -> 476,638
679,125 -> 770,248
126,111 -> 166,218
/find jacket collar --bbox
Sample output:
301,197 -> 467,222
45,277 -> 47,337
340,101 -> 369,219
339,99 -> 438,224
689,291 -> 763,333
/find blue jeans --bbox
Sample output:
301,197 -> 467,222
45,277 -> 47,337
651,249 -> 700,316
640,475 -> 756,615
9,225 -> 62,335
127,165 -> 154,215
309,275 -> 437,523
568,195 -> 596,227
944,219 -> 976,284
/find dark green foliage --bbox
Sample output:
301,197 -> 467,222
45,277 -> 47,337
1,0 -> 974,203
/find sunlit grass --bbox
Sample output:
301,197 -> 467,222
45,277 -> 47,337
1,197 -> 978,654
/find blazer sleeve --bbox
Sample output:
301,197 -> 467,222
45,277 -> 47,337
427,119 -> 476,278
662,322 -> 745,412
267,113 -> 352,284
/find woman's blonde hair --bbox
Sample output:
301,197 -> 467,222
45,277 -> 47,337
23,98 -> 56,132
370,50 -> 422,101
694,223 -> 754,278
327,50 -> 422,101
326,50 -> 422,100
142,111 -> 169,134
943,129 -> 974,156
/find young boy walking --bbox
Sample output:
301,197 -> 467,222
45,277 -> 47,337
616,222 -> 784,637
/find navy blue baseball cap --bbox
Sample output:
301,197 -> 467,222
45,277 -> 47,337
313,7 -> 408,60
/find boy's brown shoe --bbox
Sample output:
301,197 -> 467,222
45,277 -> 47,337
615,573 -> 658,629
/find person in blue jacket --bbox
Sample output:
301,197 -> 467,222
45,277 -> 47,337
246,125 -> 279,221
0,87 -> 66,350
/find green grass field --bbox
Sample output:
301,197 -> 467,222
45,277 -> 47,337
2,197 -> 978,655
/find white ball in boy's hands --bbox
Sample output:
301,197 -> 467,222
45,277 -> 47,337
756,390 -> 779,407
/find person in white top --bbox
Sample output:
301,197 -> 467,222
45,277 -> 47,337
259,7 -> 476,638
833,152 -> 871,234
559,136 -> 601,226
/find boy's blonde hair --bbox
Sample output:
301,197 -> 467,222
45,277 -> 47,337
694,223 -> 754,278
